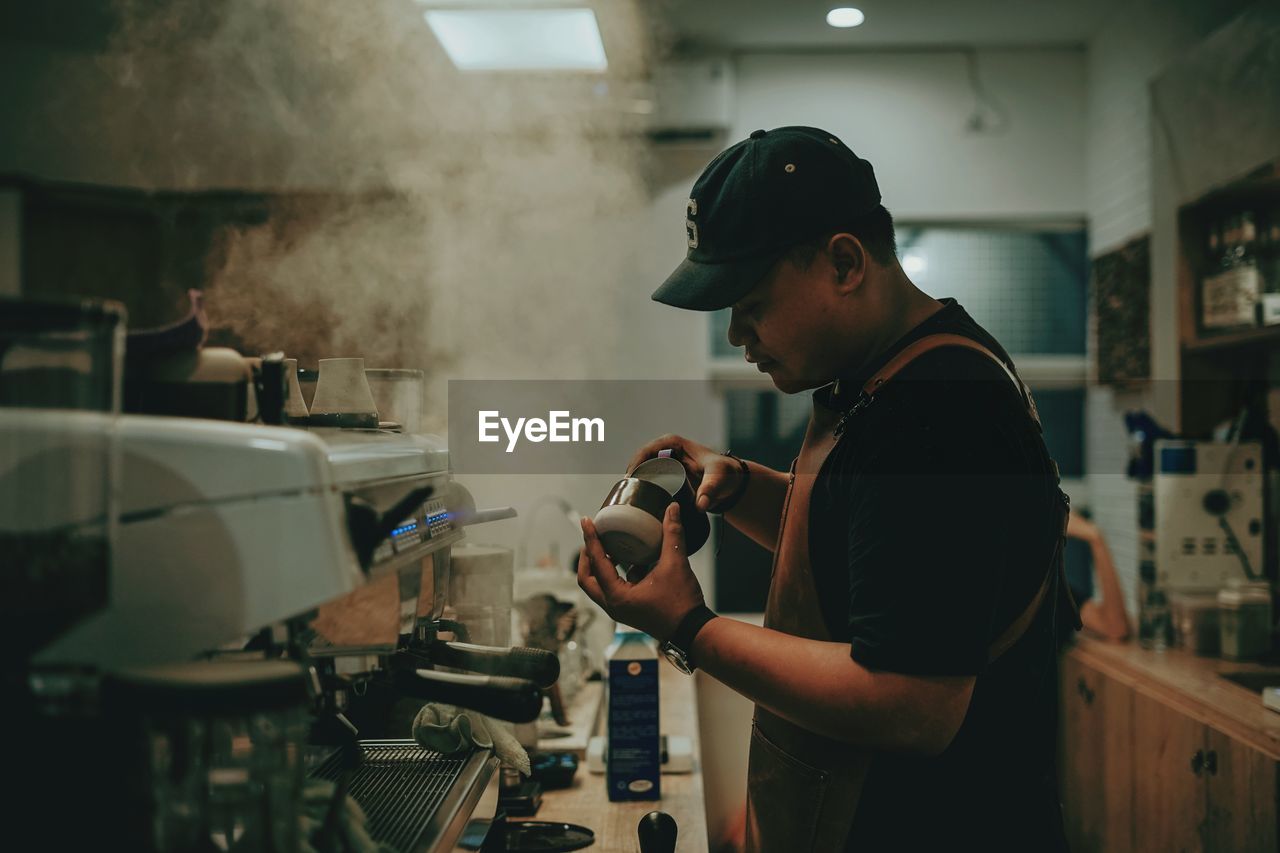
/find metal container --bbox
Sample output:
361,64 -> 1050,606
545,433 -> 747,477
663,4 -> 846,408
1219,581 -> 1273,661
103,660 -> 311,852
594,455 -> 710,568
310,357 -> 378,428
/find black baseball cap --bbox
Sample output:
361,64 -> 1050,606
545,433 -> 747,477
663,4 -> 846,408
651,125 -> 882,311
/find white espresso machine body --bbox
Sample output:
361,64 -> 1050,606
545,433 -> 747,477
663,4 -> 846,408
1155,439 -> 1264,592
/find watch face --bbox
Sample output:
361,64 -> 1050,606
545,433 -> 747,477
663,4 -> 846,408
661,643 -> 694,675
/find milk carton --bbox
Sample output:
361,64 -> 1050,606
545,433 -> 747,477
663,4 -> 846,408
605,627 -> 660,801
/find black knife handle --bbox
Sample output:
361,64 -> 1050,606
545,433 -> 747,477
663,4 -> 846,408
432,641 -> 561,689
638,811 -> 677,853
393,668 -> 544,723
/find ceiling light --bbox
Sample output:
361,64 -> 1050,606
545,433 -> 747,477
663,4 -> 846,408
424,8 -> 608,71
826,7 -> 865,28
902,253 -> 927,276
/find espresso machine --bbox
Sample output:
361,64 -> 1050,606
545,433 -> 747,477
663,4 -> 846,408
9,409 -> 558,852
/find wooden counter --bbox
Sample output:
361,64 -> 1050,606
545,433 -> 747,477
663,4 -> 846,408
1061,635 -> 1280,851
1068,634 -> 1280,759
516,658 -> 709,852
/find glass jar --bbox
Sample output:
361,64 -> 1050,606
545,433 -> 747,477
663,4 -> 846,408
365,368 -> 425,434
450,544 -> 514,647
1170,592 -> 1220,655
0,296 -> 125,411
103,660 -> 311,852
0,297 -> 125,659
1219,581 -> 1273,661
1139,587 -> 1172,652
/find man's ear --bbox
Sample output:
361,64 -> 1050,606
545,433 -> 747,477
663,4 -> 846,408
827,233 -> 867,292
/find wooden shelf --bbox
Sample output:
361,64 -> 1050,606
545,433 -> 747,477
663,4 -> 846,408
1183,324 -> 1280,354
1181,160 -> 1280,217
1175,156 -> 1280,437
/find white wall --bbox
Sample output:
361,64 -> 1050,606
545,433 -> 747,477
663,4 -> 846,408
730,49 -> 1087,219
1083,0 -> 1257,619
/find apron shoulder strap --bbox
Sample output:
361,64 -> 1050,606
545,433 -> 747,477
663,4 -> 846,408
858,332 -> 1078,659
861,332 -> 1040,425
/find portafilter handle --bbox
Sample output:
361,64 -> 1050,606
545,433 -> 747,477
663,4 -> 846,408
429,640 -> 560,689
392,669 -> 544,723
345,484 -> 435,571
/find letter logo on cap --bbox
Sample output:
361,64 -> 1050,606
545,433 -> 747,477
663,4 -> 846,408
685,199 -> 699,249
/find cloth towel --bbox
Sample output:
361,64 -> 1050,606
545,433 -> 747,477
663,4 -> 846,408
412,703 -> 531,776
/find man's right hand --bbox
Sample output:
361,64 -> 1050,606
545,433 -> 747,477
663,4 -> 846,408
626,434 -> 744,513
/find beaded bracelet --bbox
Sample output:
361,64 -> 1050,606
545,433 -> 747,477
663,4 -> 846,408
711,450 -> 751,514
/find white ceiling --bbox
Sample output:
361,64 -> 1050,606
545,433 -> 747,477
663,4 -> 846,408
656,0 -> 1119,50
3,0 -> 1122,54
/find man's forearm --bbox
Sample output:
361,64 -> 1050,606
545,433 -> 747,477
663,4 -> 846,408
722,461 -> 790,551
691,616 -> 974,755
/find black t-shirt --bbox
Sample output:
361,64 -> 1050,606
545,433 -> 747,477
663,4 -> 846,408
807,299 -> 1073,852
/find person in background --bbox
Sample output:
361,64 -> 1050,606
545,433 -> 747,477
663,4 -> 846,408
1065,509 -> 1130,642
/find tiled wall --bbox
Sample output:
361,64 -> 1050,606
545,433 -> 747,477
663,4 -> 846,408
711,223 -> 1091,609
898,227 -> 1087,355
1083,0 -> 1254,617
709,226 -> 1087,358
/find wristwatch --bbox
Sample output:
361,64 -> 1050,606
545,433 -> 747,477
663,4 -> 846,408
659,604 -> 718,675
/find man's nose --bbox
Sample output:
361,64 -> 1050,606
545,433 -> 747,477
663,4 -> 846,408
726,307 -> 753,349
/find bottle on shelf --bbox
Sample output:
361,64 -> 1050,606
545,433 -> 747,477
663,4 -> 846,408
1261,206 -> 1280,326
1207,217 -> 1224,270
1202,211 -> 1261,331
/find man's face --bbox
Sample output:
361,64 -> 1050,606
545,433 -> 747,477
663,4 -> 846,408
726,252 -> 859,393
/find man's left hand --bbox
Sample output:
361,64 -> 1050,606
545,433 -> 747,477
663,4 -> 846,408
578,502 -> 705,642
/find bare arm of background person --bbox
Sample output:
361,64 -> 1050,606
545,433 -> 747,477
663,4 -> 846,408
1066,513 -> 1131,642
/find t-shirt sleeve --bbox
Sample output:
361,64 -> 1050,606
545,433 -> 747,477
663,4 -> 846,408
844,393 -> 1023,676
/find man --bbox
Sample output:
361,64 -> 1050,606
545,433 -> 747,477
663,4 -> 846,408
577,126 -> 1078,851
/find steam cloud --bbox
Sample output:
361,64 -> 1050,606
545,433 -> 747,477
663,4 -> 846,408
103,0 -> 664,432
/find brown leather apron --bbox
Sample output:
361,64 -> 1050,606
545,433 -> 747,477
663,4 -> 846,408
743,334 -> 1077,853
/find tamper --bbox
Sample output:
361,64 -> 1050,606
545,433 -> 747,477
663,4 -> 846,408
638,810 -> 678,853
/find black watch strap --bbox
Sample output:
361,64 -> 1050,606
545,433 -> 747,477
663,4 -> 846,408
667,604 -> 718,667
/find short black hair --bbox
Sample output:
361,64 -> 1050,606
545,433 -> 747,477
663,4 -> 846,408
787,204 -> 897,267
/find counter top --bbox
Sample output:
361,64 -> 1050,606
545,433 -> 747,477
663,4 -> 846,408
515,658 -> 709,852
1067,635 -> 1280,759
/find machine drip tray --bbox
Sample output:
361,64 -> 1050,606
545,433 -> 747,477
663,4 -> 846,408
310,739 -> 497,852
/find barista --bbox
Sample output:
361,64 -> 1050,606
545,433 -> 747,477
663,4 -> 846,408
577,127 -> 1078,851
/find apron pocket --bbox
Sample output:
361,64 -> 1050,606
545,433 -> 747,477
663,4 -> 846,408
746,721 -> 830,852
